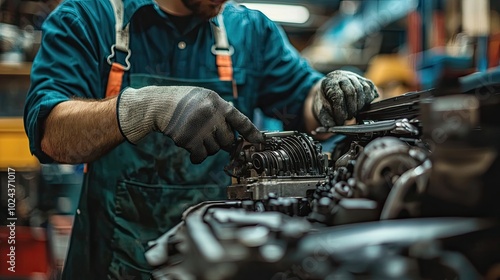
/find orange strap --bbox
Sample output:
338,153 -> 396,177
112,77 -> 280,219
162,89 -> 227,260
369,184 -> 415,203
216,54 -> 238,99
105,62 -> 125,98
216,54 -> 233,81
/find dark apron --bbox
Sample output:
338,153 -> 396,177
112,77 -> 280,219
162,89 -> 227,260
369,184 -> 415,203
62,74 -> 241,280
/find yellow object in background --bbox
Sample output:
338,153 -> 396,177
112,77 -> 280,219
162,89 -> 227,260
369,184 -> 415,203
365,54 -> 418,100
0,118 -> 39,170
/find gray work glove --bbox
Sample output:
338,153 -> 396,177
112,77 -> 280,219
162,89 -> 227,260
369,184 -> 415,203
117,86 -> 264,163
313,70 -> 379,127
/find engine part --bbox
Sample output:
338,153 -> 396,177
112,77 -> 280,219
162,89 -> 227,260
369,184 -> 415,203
306,161 -> 381,225
147,201 -> 313,280
334,141 -> 363,169
227,131 -> 327,178
354,137 -> 428,202
380,158 -> 432,219
145,91 -> 500,280
356,89 -> 433,121
146,200 -> 500,280
226,131 -> 329,200
315,118 -> 420,141
305,136 -> 429,225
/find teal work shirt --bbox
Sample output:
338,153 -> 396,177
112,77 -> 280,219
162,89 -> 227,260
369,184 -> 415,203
24,0 -> 323,278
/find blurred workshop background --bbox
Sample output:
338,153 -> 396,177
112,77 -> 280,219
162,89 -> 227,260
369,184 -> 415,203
0,0 -> 499,279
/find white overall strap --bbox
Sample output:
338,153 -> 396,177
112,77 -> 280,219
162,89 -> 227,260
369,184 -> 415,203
211,12 -> 238,98
106,0 -> 131,71
211,13 -> 233,55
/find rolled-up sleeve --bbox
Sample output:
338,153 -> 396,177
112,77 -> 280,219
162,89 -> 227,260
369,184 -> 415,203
24,3 -> 102,163
254,12 -> 324,130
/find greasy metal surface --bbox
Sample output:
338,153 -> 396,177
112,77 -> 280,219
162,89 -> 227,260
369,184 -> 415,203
227,177 -> 322,200
226,131 -> 327,179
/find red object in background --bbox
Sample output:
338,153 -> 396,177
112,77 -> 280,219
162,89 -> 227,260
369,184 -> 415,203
432,11 -> 446,48
0,226 -> 51,279
408,11 -> 422,57
489,33 -> 500,68
407,11 -> 422,89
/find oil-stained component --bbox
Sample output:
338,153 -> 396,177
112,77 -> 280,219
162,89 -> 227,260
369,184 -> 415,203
227,131 -> 327,179
226,131 -> 329,200
354,137 -> 428,202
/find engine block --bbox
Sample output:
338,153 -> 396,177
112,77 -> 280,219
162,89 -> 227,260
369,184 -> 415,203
145,90 -> 500,280
226,131 -> 329,200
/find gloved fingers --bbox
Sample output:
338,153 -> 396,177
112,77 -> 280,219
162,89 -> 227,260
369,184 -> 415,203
339,75 -> 363,121
216,122 -> 236,152
359,79 -> 374,110
358,75 -> 379,99
226,107 -> 265,144
346,75 -> 373,115
321,72 -> 344,100
328,80 -> 349,125
315,70 -> 380,127
322,74 -> 349,125
204,136 -> 221,157
313,87 -> 337,127
367,81 -> 380,102
189,145 -> 208,164
167,128 -> 189,149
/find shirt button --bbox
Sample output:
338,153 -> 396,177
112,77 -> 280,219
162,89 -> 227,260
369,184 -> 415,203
178,41 -> 186,49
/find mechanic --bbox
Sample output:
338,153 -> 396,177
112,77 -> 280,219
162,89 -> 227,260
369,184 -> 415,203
24,0 -> 378,278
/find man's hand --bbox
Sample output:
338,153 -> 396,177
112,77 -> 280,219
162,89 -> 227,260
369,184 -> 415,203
117,86 -> 264,163
312,70 -> 379,127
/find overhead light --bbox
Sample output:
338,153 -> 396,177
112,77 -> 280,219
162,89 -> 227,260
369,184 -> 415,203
240,3 -> 310,24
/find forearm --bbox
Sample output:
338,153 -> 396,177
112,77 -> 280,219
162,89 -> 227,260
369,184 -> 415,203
304,80 -> 331,140
41,98 -> 124,163
304,81 -> 320,133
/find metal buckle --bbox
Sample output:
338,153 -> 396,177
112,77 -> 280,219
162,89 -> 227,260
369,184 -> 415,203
106,44 -> 131,71
211,45 -> 234,56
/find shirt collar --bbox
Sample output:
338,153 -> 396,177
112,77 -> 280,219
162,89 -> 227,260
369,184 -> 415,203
123,0 -> 232,26
122,0 -> 156,26
122,0 -> 215,31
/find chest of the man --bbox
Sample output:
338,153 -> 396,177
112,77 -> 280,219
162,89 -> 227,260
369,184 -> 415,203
121,19 -> 258,80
